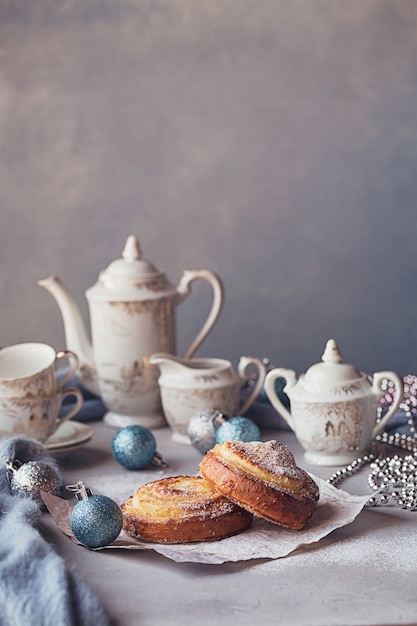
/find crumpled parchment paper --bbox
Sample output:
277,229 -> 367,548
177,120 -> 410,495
43,471 -> 371,565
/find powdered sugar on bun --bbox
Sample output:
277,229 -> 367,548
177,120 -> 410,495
212,440 -> 319,501
200,440 -> 319,530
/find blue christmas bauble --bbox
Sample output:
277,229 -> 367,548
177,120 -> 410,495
215,416 -> 261,444
70,494 -> 123,548
112,425 -> 157,470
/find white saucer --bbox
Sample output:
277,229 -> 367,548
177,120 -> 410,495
45,421 -> 93,457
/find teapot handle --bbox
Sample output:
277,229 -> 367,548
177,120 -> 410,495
237,356 -> 267,415
177,270 -> 224,359
264,368 -> 297,431
371,371 -> 404,438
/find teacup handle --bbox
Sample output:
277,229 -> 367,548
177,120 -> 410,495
237,356 -> 267,415
55,350 -> 80,388
56,387 -> 84,428
372,371 -> 404,438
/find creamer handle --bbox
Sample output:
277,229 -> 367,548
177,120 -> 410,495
237,356 -> 267,415
372,371 -> 404,438
264,368 -> 297,431
177,270 -> 225,359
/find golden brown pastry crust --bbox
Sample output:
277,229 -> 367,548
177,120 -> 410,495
199,440 -> 319,530
121,475 -> 253,544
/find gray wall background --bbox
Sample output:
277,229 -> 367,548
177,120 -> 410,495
1,0 -> 417,378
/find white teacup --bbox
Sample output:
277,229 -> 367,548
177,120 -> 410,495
0,342 -> 79,398
0,386 -> 83,442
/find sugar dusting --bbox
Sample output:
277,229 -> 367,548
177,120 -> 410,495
128,475 -> 243,521
225,440 -> 319,499
226,440 -> 299,476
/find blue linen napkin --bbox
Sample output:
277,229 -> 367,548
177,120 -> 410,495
384,409 -> 413,434
61,376 -> 107,422
0,436 -> 113,626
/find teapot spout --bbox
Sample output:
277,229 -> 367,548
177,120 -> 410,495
38,275 -> 99,395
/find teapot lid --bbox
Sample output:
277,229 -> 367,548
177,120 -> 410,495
303,339 -> 363,384
86,235 -> 176,300
103,235 -> 160,279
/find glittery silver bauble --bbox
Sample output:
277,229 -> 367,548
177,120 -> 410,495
111,425 -> 157,470
68,482 -> 123,548
215,416 -> 261,444
6,460 -> 61,507
187,409 -> 228,454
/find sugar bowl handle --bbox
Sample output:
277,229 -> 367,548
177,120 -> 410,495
264,368 -> 297,431
372,371 -> 404,438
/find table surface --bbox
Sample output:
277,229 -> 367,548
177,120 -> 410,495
44,420 -> 417,626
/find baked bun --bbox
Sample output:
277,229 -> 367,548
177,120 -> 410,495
199,440 -> 319,530
121,475 -> 253,544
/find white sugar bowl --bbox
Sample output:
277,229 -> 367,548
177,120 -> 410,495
264,339 -> 404,466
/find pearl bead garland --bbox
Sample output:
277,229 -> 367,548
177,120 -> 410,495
327,375 -> 417,511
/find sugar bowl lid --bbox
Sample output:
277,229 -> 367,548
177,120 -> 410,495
302,339 -> 363,386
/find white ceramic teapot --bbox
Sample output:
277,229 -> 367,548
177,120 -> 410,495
264,339 -> 404,466
38,235 -> 224,429
149,353 -> 266,444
